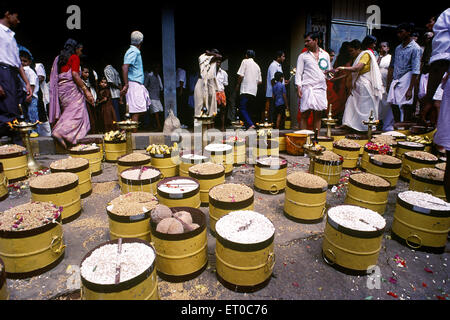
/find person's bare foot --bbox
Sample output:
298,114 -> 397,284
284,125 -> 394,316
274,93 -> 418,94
52,133 -> 67,149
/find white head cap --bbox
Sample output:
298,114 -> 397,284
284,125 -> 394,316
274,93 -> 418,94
131,31 -> 144,46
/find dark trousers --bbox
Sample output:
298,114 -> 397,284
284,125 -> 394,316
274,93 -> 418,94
112,98 -> 121,121
239,94 -> 256,128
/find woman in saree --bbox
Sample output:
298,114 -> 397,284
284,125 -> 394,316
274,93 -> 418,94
49,39 -> 94,149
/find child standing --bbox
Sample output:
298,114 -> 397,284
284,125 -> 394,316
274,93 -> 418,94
272,71 -> 288,129
19,50 -> 40,137
81,66 -> 98,133
96,76 -> 118,133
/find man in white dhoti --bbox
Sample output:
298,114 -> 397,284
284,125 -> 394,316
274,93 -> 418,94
120,31 -> 151,129
422,8 -> 450,199
194,49 -> 222,120
295,32 -> 331,132
338,40 -> 384,132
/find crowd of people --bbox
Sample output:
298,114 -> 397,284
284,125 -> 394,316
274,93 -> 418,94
0,4 -> 449,155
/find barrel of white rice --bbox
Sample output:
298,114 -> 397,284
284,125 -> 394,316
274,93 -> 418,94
0,144 -> 28,183
360,143 -> 393,171
189,162 -> 225,206
313,151 -> 344,187
381,131 -> 407,142
157,177 -> 201,208
205,144 -> 233,176
30,172 -> 81,223
69,144 -> 102,176
344,173 -> 391,215
120,166 -> 162,195
150,150 -> 180,178
333,139 -> 361,169
318,136 -> 334,152
253,139 -> 279,163
215,210 -> 275,292
209,183 -> 254,236
410,168 -> 446,201
0,163 -> 8,202
435,162 -> 446,172
50,157 -> 92,199
117,153 -> 151,185
346,134 -> 368,156
104,140 -> 127,163
179,153 -> 209,177
284,172 -> 328,223
366,154 -> 402,189
106,192 -> 159,242
0,202 -> 65,279
0,258 -> 7,299
392,191 -> 450,253
150,207 -> 207,281
322,205 -> 386,275
80,239 -> 159,300
400,151 -> 438,182
224,137 -> 246,165
254,156 -> 287,194
396,141 -> 425,160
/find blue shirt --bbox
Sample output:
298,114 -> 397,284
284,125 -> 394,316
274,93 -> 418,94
124,46 -> 144,84
389,40 -> 422,80
273,81 -> 286,107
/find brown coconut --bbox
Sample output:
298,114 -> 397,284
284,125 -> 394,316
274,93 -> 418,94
151,204 -> 173,224
156,218 -> 184,234
173,211 -> 193,225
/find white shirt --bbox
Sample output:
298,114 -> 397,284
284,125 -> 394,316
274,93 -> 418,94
0,23 -> 21,68
266,60 -> 283,97
104,65 -> 122,99
295,48 -> 331,88
378,54 -> 392,88
23,66 -> 39,98
237,58 -> 262,97
430,8 -> 450,65
35,63 -> 50,105
216,68 -> 228,92
176,68 -> 187,88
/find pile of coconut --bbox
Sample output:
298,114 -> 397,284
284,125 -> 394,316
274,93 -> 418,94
151,204 -> 199,234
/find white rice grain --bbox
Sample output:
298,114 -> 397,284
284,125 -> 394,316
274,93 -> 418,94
158,178 -> 199,194
398,191 -> 450,211
327,205 -> 386,232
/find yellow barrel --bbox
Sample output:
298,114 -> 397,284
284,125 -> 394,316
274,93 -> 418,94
50,158 -> 92,199
224,139 -> 246,165
77,137 -> 104,160
285,133 -> 306,156
435,162 -> 446,172
150,207 -> 208,281
157,177 -> 201,208
0,163 -> 9,202
410,169 -> 446,201
253,138 -> 279,161
365,155 -> 402,189
0,258 -> 8,300
80,239 -> 159,300
205,144 -> 233,176
69,145 -> 102,177
150,152 -> 180,178
396,141 -> 425,160
120,166 -> 162,196
209,184 -> 254,236
104,140 -> 127,163
254,156 -> 287,194
344,173 -> 391,215
106,209 -> 152,242
346,134 -> 368,156
318,136 -> 334,152
361,145 -> 393,171
0,147 -> 28,183
179,154 -> 209,177
313,156 -> 344,187
117,153 -> 151,181
30,173 -> 82,224
189,164 -> 225,206
332,144 -> 360,170
279,135 -> 286,153
0,212 -> 65,279
391,191 -> 450,254
322,205 -> 386,274
400,151 -> 438,182
215,211 -> 275,292
284,172 -> 328,223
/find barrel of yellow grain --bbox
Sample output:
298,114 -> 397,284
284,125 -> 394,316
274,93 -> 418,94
104,140 -> 127,163
313,151 -> 344,187
150,207 -> 208,281
189,162 -> 225,206
150,151 -> 180,178
224,137 -> 246,165
344,173 -> 391,215
322,205 -> 386,275
400,151 -> 438,182
157,177 -> 201,208
106,192 -> 158,242
371,135 -> 398,157
209,183 -> 254,236
0,163 -> 9,202
120,166 -> 162,195
50,157 -> 92,199
366,154 -> 402,189
69,144 -> 102,176
346,134 -> 368,156
215,210 -> 275,292
318,136 -> 334,152
410,168 -> 446,201
284,171 -> 328,223
80,238 -> 159,300
360,143 -> 394,171
396,141 -> 425,160
30,173 -> 81,224
0,144 -> 28,183
117,153 -> 151,182
205,144 -> 233,176
332,139 -> 361,169
0,258 -> 8,300
391,191 -> 450,254
0,202 -> 65,279
179,153 -> 209,177
254,156 -> 287,194
435,162 -> 446,172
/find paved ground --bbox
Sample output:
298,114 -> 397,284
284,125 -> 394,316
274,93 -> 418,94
1,151 -> 449,301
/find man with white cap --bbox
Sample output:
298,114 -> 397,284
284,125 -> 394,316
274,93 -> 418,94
120,31 -> 151,128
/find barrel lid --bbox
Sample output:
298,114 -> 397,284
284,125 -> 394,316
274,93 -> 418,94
294,130 -> 314,135
205,144 -> 232,153
398,191 -> 450,217
181,153 -> 208,164
157,177 -> 200,198
397,141 -> 425,149
256,156 -> 288,169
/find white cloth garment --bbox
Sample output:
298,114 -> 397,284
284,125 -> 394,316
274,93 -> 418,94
378,54 -> 394,131
342,50 -> 384,132
104,65 -> 122,99
216,68 -> 228,92
35,63 -> 50,106
126,81 -> 151,114
418,73 -> 445,101
266,60 -> 283,97
295,48 -> 330,112
149,99 -> 163,114
237,58 -> 262,97
387,71 -> 414,106
194,54 -> 219,116
22,66 -> 39,98
0,23 -> 21,68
